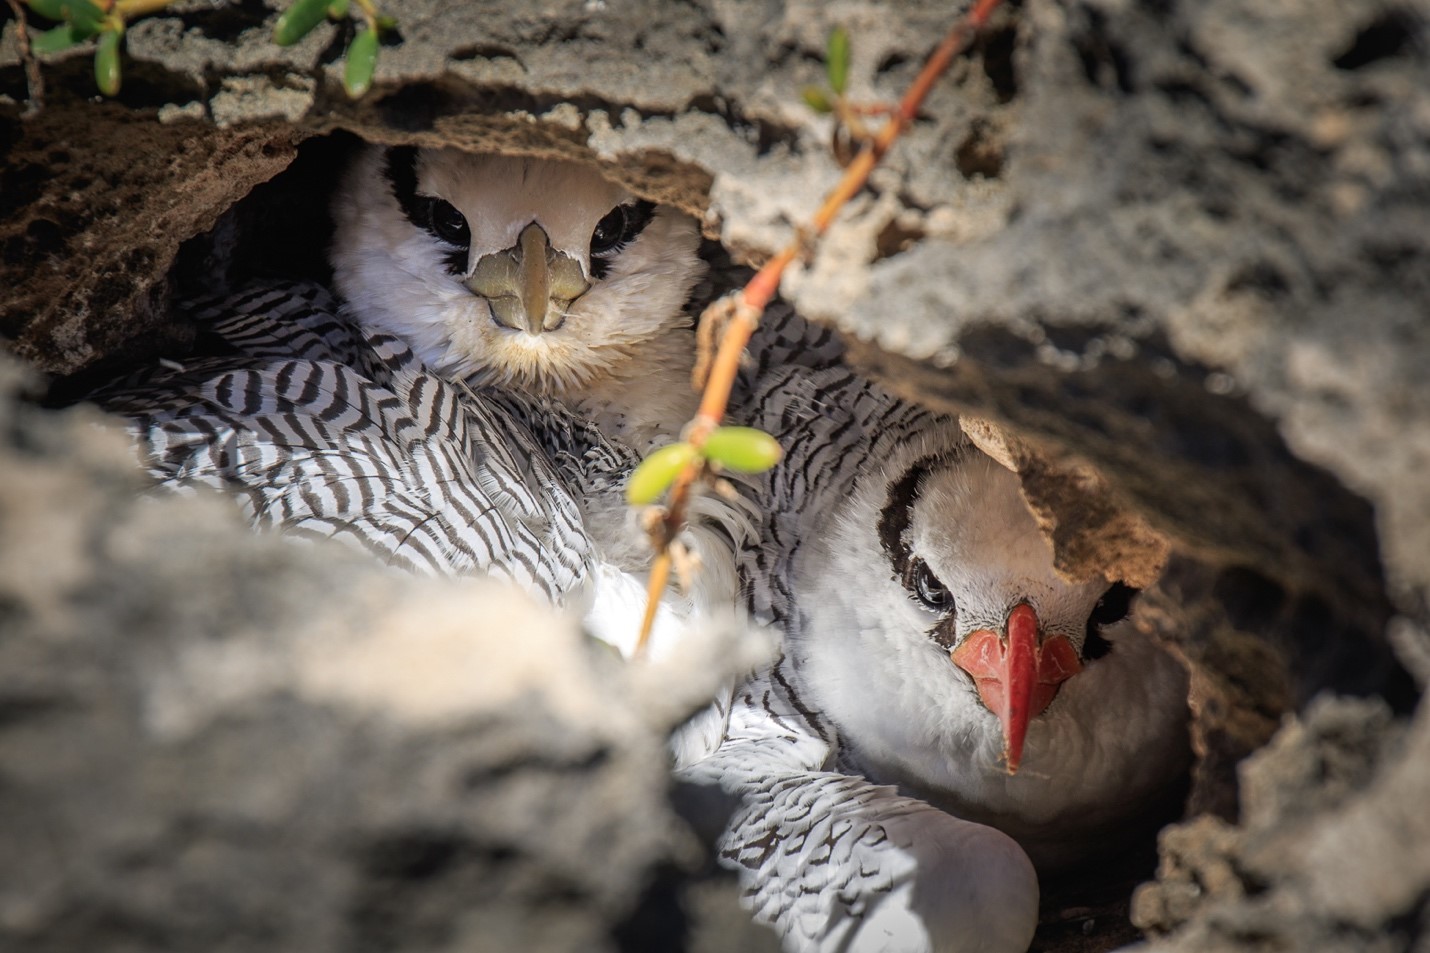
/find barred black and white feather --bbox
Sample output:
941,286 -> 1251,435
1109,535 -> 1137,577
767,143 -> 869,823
681,656 -> 1038,953
92,281 -> 606,605
738,362 -> 938,630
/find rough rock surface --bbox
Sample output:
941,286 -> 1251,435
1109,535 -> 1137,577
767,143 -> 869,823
2,0 -> 1427,950
1131,689 -> 1430,953
0,358 -> 777,953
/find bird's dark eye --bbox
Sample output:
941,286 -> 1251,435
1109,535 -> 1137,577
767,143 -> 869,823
908,558 -> 955,613
590,205 -> 633,256
589,200 -> 656,262
426,198 -> 470,247
1090,582 -> 1138,627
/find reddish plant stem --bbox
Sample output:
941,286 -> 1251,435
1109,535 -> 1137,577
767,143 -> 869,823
6,0 -> 45,117
636,0 -> 1004,654
638,550 -> 672,645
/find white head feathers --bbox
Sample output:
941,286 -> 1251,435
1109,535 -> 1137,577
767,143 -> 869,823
330,146 -> 704,400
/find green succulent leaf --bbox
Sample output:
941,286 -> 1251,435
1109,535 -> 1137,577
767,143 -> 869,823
325,0 -> 349,18
27,0 -> 104,31
826,25 -> 850,95
343,26 -> 379,97
626,442 -> 699,506
93,27 -> 122,96
24,0 -> 70,22
61,0 -> 104,34
30,21 -> 86,54
274,0 -> 331,46
701,426 -> 783,474
801,85 -> 833,114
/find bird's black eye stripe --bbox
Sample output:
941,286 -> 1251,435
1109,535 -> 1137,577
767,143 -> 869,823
383,146 -> 423,230
383,147 -> 470,273
421,197 -> 469,275
1083,582 -> 1138,660
877,456 -> 934,584
1091,582 -> 1137,627
877,454 -> 961,632
1082,624 -> 1113,661
877,451 -> 965,584
589,200 -> 656,279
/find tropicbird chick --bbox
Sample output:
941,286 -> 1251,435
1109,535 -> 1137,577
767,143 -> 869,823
330,146 -> 706,451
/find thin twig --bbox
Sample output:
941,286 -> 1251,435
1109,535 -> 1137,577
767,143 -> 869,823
5,0 -> 45,118
634,0 -> 1005,654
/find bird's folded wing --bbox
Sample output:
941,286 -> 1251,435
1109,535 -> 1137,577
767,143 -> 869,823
681,657 -> 1039,953
736,303 -> 848,391
189,281 -> 373,365
90,282 -> 595,605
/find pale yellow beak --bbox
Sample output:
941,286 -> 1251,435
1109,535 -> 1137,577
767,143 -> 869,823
465,222 -> 590,334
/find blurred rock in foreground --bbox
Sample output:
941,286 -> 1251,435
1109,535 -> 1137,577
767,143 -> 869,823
0,357 -> 777,953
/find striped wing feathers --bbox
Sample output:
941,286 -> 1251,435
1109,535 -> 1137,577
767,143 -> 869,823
92,282 -> 593,604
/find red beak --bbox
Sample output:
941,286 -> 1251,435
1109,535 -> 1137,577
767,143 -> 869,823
950,603 -> 1082,775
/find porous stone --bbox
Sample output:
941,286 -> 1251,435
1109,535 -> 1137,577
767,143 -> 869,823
0,357 -> 776,953
2,0 -> 1426,949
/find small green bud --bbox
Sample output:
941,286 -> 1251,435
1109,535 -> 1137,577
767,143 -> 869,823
273,0 -> 331,45
626,442 -> 699,506
325,0 -> 349,18
94,28 -> 122,96
826,26 -> 850,95
701,427 -> 782,474
343,26 -> 379,97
